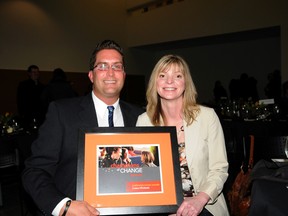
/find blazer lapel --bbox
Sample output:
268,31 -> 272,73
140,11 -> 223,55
78,94 -> 98,128
184,119 -> 200,167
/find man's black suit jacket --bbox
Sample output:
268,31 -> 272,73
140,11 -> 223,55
22,93 -> 144,215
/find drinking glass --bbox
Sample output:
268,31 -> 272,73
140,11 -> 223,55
285,137 -> 288,158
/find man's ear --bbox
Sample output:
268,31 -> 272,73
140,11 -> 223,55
88,71 -> 93,83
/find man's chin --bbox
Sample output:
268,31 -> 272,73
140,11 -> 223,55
104,89 -> 121,96
104,92 -> 121,99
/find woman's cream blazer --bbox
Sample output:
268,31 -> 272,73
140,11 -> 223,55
136,105 -> 230,216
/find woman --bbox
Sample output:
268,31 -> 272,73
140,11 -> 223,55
122,147 -> 132,165
141,150 -> 157,167
136,55 -> 229,216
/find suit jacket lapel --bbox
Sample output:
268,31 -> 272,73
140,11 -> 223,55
78,94 -> 98,128
119,101 -> 134,127
77,97 -> 139,128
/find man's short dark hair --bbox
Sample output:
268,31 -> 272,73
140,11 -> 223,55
89,40 -> 124,70
27,65 -> 39,72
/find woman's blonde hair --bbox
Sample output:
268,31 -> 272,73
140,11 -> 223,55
146,54 -> 199,126
141,151 -> 155,163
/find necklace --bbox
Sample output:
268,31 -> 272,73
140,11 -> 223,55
177,125 -> 184,135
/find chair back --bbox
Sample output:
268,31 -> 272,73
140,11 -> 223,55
0,138 -> 19,169
253,136 -> 288,163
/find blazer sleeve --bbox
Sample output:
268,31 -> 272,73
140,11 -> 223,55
189,107 -> 229,203
21,95 -> 96,215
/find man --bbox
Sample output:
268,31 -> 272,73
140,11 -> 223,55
100,147 -> 122,168
22,40 -> 144,216
17,65 -> 45,128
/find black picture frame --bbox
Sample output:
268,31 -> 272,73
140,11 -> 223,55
76,126 -> 183,215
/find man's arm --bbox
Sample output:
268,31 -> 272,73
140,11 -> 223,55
22,102 -> 68,214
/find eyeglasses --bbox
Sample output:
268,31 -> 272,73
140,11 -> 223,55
93,63 -> 124,72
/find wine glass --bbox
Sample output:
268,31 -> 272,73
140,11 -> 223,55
285,137 -> 288,159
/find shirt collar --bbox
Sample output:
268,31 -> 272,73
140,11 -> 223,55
91,91 -> 123,126
92,92 -> 119,111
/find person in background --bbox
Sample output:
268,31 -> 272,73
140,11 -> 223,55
98,147 -> 107,160
17,64 -> 45,128
127,146 -> 137,156
228,78 -> 241,101
98,147 -> 107,167
264,69 -> 282,102
22,40 -> 144,216
213,80 -> 228,104
41,68 -> 78,114
136,54 -> 229,216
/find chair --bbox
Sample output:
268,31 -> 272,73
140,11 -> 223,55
248,177 -> 288,216
0,136 -> 23,214
247,136 -> 288,216
253,136 -> 288,164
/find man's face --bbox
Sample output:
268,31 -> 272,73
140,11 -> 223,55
29,68 -> 40,81
88,49 -> 126,103
112,148 -> 122,160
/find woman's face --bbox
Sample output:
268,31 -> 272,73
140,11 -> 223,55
141,154 -> 145,163
156,64 -> 185,101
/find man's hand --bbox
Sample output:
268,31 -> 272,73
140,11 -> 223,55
60,200 -> 100,216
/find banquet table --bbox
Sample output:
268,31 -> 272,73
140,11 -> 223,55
221,119 -> 288,154
0,131 -> 37,170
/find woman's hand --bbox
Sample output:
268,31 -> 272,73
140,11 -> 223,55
176,192 -> 210,216
60,200 -> 100,216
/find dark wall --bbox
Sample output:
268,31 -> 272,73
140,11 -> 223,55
0,69 -> 91,115
121,75 -> 146,108
0,69 -> 146,115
